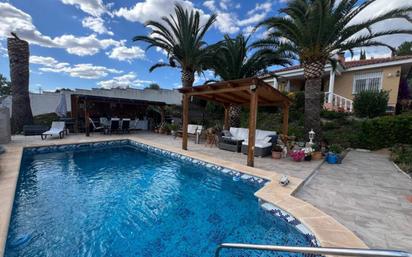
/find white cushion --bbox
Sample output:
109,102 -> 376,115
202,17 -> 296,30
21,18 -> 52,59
242,140 -> 272,148
187,124 -> 197,134
263,136 -> 272,143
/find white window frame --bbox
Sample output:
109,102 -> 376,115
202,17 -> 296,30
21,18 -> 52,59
352,71 -> 383,94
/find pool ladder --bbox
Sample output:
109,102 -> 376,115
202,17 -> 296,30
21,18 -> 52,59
214,243 -> 412,257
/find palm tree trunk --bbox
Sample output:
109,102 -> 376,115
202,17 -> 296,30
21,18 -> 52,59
304,78 -> 322,140
229,104 -> 241,127
303,61 -> 324,141
7,36 -> 33,134
181,69 -> 194,88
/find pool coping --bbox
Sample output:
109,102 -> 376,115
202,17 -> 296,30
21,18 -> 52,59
0,136 -> 367,256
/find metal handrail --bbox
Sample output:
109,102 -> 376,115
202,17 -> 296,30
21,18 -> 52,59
215,243 -> 412,257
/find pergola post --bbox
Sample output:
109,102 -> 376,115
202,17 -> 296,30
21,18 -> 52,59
247,88 -> 258,167
84,100 -> 90,137
182,94 -> 189,150
282,104 -> 289,136
223,104 -> 230,130
160,106 -> 165,124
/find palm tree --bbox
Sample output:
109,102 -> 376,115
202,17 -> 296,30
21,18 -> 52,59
255,0 -> 412,139
133,4 -> 216,88
7,33 -> 33,133
206,34 -> 291,127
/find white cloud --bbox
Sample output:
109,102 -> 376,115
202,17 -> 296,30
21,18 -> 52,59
114,0 -> 211,29
238,2 -> 272,26
60,0 -> 108,17
203,1 -> 216,11
97,72 -> 153,89
107,45 -> 145,62
0,41 -> 7,57
202,0 -> 272,34
0,3 -> 120,56
30,55 -> 122,79
82,16 -> 113,35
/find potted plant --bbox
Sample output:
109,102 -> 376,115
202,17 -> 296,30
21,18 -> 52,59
303,146 -> 313,161
326,144 -> 343,164
169,123 -> 179,137
290,150 -> 305,162
311,144 -> 322,160
272,145 -> 283,159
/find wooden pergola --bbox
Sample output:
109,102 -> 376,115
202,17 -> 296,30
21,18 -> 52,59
178,77 -> 292,167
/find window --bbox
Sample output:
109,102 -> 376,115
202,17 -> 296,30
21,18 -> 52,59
352,72 -> 383,94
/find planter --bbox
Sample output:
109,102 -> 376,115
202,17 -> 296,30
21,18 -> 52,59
326,153 -> 341,164
312,151 -> 323,160
272,151 -> 282,159
304,155 -> 312,161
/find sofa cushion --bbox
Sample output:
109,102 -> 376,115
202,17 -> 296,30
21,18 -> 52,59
222,130 -> 232,137
242,140 -> 272,148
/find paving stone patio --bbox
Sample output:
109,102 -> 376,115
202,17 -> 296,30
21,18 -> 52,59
295,150 -> 412,252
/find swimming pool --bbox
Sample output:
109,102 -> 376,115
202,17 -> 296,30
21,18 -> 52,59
6,140 -> 316,256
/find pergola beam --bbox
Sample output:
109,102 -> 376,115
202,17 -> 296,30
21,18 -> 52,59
186,85 -> 251,96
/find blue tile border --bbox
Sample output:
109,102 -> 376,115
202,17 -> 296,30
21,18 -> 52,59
23,139 -> 319,246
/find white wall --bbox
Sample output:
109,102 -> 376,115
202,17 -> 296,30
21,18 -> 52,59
0,88 -> 182,117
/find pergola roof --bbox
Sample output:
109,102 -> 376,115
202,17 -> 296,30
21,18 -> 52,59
178,77 -> 291,107
71,94 -> 166,106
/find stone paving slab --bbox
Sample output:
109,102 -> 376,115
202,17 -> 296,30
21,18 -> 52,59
295,150 -> 412,252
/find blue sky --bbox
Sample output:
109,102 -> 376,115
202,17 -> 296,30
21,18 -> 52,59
0,0 -> 410,92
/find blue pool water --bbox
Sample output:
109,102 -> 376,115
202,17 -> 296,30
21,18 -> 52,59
6,143 -> 314,256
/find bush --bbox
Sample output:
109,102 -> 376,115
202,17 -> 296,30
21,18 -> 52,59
353,90 -> 389,118
355,113 -> 412,150
321,110 -> 347,120
390,144 -> 412,174
33,113 -> 60,126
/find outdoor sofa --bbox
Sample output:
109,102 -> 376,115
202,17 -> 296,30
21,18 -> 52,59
218,127 -> 277,157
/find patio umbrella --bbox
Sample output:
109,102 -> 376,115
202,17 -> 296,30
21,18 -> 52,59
55,93 -> 67,118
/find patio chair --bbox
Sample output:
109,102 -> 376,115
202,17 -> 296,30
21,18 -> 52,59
109,118 -> 120,134
41,121 -> 66,140
88,118 -> 104,133
121,118 -> 130,133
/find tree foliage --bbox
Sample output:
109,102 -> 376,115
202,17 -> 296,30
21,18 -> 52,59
205,34 -> 291,80
133,4 -> 216,88
146,83 -> 161,90
396,41 -> 412,56
0,74 -> 11,96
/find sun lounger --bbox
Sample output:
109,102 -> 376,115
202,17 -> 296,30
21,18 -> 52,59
89,118 -> 104,133
109,118 -> 120,134
121,118 -> 130,133
41,121 -> 66,140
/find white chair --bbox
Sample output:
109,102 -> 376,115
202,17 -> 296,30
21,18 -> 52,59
41,121 -> 66,140
89,118 -> 104,133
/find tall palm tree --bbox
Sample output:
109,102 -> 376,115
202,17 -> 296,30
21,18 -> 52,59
7,33 -> 33,133
133,4 -> 216,88
206,34 -> 291,127
255,0 -> 412,139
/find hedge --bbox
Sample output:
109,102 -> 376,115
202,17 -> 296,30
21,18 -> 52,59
355,113 -> 412,150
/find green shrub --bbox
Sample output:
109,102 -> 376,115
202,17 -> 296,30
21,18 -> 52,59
353,90 -> 389,118
355,113 -> 412,149
321,110 -> 347,119
390,144 -> 412,174
33,113 -> 60,126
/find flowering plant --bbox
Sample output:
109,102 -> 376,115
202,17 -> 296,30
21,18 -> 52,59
303,146 -> 314,156
290,150 -> 305,161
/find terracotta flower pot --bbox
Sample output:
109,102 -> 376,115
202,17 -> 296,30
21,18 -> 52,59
272,151 -> 282,159
312,151 -> 323,160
